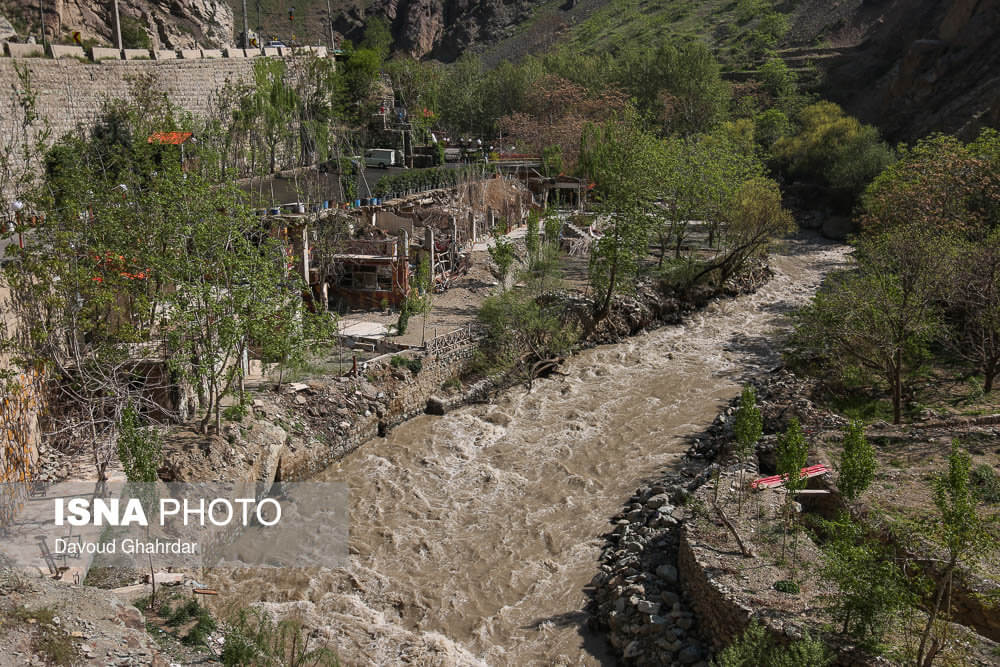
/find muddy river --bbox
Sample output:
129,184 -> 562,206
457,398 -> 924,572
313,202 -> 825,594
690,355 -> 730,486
212,234 -> 850,665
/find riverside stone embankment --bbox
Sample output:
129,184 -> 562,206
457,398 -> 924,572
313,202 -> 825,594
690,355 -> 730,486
588,370 -> 851,666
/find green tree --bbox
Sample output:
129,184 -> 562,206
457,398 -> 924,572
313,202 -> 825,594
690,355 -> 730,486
120,15 -> 152,51
525,209 -> 541,268
733,385 -> 763,514
917,440 -> 996,665
479,238 -> 576,388
541,144 -> 563,178
774,101 -> 894,211
756,58 -> 797,102
360,16 -> 393,59
754,108 -> 791,153
488,236 -> 516,290
948,230 -> 1000,392
776,417 -> 809,561
820,514 -> 913,649
412,254 -> 433,344
117,404 -> 161,484
838,420 -> 876,502
686,175 -> 794,287
251,58 -> 299,173
117,402 -> 162,604
578,111 -> 663,321
340,46 -> 382,108
635,40 -> 730,136
859,130 -> 1000,239
789,226 -> 949,423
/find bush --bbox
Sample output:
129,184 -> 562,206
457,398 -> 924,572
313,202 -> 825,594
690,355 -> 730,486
222,608 -> 339,667
971,464 -> 1000,503
390,354 -> 421,374
773,102 -> 894,210
714,621 -> 832,667
222,402 -> 248,422
774,579 -> 800,594
120,15 -> 152,51
396,301 -> 411,334
838,420 -> 876,501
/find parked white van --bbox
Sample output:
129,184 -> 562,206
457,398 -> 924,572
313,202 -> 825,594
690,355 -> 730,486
364,148 -> 399,168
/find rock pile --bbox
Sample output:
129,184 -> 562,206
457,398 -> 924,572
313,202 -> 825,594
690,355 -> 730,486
589,471 -> 712,666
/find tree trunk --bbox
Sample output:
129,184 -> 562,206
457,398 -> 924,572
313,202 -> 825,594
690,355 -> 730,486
892,351 -> 902,424
596,259 -> 618,323
917,562 -> 954,666
715,505 -> 754,557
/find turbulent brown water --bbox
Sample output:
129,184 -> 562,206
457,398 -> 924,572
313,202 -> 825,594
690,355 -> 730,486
212,234 -> 850,666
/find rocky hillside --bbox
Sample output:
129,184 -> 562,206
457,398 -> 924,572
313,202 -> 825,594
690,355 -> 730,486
799,0 -> 1000,141
0,0 -> 233,50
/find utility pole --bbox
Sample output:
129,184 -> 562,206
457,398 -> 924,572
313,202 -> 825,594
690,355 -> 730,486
113,0 -> 123,51
241,0 -> 249,47
256,0 -> 261,34
326,0 -> 334,49
38,1 -> 46,50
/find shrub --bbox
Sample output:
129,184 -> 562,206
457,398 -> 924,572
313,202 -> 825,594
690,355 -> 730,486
971,464 -> 1000,504
773,102 -> 894,210
773,579 -> 800,594
222,608 -> 339,667
714,621 -> 832,666
222,402 -> 248,422
390,354 -> 421,374
120,15 -> 152,51
838,420 -> 876,501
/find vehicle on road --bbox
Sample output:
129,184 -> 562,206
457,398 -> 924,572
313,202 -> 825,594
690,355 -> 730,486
364,148 -> 401,169
264,41 -> 287,48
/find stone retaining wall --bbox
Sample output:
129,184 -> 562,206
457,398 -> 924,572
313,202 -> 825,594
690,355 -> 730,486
0,50 -> 330,181
677,528 -> 754,648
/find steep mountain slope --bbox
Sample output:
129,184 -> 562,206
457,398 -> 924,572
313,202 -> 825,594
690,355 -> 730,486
803,0 -> 1000,141
0,0 -> 234,50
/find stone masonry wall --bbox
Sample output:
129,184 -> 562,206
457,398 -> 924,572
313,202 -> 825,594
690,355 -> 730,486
677,528 -> 755,649
0,57 -> 256,146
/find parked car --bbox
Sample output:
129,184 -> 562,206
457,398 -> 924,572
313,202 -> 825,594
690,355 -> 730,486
265,41 -> 287,48
364,148 -> 400,169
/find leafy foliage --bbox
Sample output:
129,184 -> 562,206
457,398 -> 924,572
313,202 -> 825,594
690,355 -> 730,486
713,620 -> 832,667
837,420 -> 876,502
221,607 -> 339,667
774,102 -> 894,210
116,404 -> 161,484
819,514 -> 914,649
789,225 -> 949,423
733,385 -> 762,512
488,236 -> 517,289
917,440 -> 997,664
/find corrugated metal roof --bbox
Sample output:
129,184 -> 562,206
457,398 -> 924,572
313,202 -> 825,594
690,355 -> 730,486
147,131 -> 193,145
